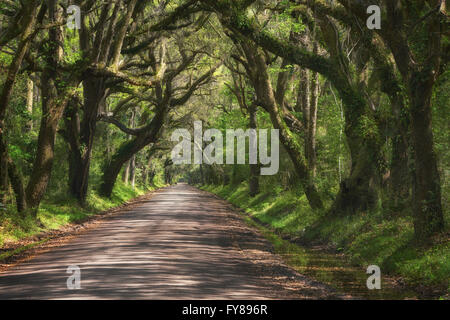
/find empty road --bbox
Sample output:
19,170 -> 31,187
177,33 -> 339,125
0,184 -> 336,299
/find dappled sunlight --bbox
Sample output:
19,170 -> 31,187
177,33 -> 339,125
0,184 -> 333,299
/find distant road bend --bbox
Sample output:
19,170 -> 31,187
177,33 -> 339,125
0,184 -> 337,299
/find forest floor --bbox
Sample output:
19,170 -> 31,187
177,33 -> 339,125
0,184 -> 343,299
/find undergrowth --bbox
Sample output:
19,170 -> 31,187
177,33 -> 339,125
200,182 -> 449,295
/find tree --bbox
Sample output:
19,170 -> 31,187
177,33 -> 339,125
99,37 -> 221,197
0,0 -> 41,212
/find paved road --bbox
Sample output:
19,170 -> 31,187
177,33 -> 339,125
0,184 -> 335,299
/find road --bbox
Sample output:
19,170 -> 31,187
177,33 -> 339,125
0,184 -> 336,299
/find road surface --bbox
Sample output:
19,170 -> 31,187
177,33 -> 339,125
0,184 -> 336,299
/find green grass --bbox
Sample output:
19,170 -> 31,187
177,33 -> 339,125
0,181 -> 161,249
200,182 -> 450,294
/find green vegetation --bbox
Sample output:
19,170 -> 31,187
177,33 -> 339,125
201,183 -> 449,295
0,181 -> 161,249
0,0 -> 448,300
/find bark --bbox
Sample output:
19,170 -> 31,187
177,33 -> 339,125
216,6 -> 378,213
390,132 -> 410,203
64,100 -> 83,203
148,170 -> 156,186
228,66 -> 260,196
111,0 -> 138,69
297,66 -> 318,177
373,49 -> 411,206
0,0 -> 39,212
25,0 -> 78,210
142,151 -> 153,187
164,167 -> 172,185
308,65 -> 319,177
98,39 -> 218,197
67,1 -> 133,204
248,104 -> 260,197
0,146 -> 8,204
331,146 -> 377,214
99,104 -> 168,197
409,73 -> 444,239
241,42 -> 323,209
26,78 -> 34,132
297,68 -> 310,113
130,155 -> 136,188
68,79 -> 107,204
316,15 -> 379,214
334,0 -> 445,238
7,155 -> 27,213
122,161 -> 130,184
121,108 -> 137,186
0,2 -> 38,120
382,2 -> 445,238
26,86 -> 69,208
0,138 -> 26,212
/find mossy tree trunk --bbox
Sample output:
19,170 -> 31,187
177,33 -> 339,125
239,41 -> 324,210
248,103 -> 260,197
99,104 -> 168,197
381,2 -> 445,239
409,72 -> 444,239
26,0 -> 80,210
0,0 -> 40,212
209,2 -> 380,213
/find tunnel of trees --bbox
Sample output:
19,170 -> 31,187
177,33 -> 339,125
0,0 -> 448,293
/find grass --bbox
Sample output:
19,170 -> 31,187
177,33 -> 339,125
0,181 -> 161,249
200,182 -> 450,297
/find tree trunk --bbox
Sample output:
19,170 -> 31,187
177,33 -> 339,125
143,151 -> 155,187
99,105 -> 168,197
376,58 -> 411,207
297,66 -> 318,178
26,79 -> 34,132
409,73 -> 444,239
148,170 -> 156,186
64,101 -> 88,205
7,155 -> 27,213
0,0 -> 39,212
130,154 -> 136,188
308,66 -> 319,177
248,104 -> 259,197
65,78 -> 108,205
200,164 -> 205,185
215,5 -> 380,214
26,90 -> 68,208
0,146 -> 8,204
164,167 -> 171,185
242,43 -> 323,209
0,138 -> 26,212
389,131 -> 410,205
331,145 -> 377,215
65,0 -> 133,204
327,86 -> 379,215
380,1 -> 445,240
122,161 -> 130,184
25,1 -> 76,210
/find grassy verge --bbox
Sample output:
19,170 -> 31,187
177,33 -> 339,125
0,181 -> 161,251
200,182 -> 449,298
